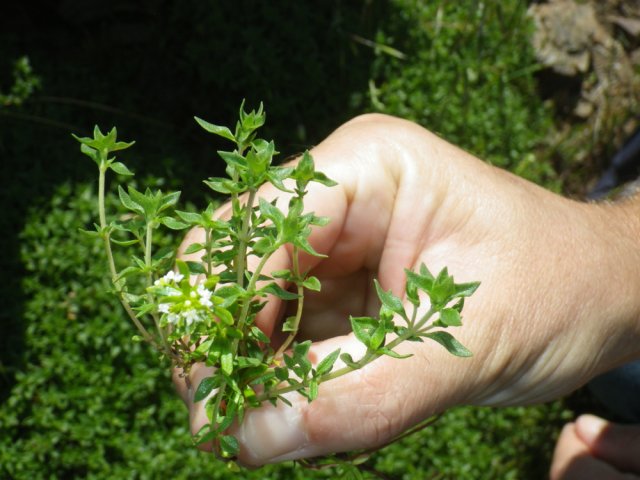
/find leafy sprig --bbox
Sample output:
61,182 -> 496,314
75,102 -> 478,466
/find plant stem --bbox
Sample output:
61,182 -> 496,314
97,164 -> 162,353
409,303 -> 418,329
274,246 -> 303,358
205,228 -> 213,276
413,307 -> 436,332
232,249 -> 274,350
144,221 -> 171,354
235,188 -> 256,287
255,315 -> 434,404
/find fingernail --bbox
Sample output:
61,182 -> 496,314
235,393 -> 315,465
576,414 -> 608,444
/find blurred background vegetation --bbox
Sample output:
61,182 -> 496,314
1,1 -> 637,478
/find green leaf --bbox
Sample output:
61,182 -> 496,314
219,435 -> 240,458
309,215 -> 331,227
183,242 -> 204,254
377,347 -> 412,359
215,284 -> 245,303
294,236 -> 326,258
151,245 -> 174,261
428,268 -> 457,306
194,376 -> 220,402
270,269 -> 292,280
267,166 -> 294,192
159,191 -> 181,212
110,237 -> 139,246
175,210 -> 202,224
261,283 -> 298,300
72,132 -> 92,145
274,367 -> 289,381
221,351 -> 234,375
405,281 -> 419,306
423,331 -> 472,357
134,303 -> 155,318
252,237 -> 274,255
282,316 -> 297,332
312,171 -> 338,187
374,279 -> 407,320
175,260 -> 190,279
193,424 -> 216,446
160,217 -> 190,230
340,353 -> 361,369
78,227 -> 100,238
218,150 -> 247,169
283,353 -> 296,370
118,186 -> 144,215
259,198 -> 285,227
114,266 -> 141,281
405,268 -> 433,294
204,177 -> 245,195
186,261 -> 206,275
214,307 -> 234,326
194,339 -> 214,356
308,380 -> 319,401
439,308 -> 462,327
250,326 -> 270,343
109,161 -> 134,176
368,321 -> 387,351
302,276 -> 321,291
111,138 -> 135,152
454,281 -> 481,298
315,349 -> 340,377
127,186 -> 157,219
350,316 -> 376,346
294,151 -> 315,183
216,413 -> 236,433
419,263 -> 435,281
194,116 -> 236,142
79,143 -> 99,164
293,340 -> 312,359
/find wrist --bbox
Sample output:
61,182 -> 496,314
589,194 -> 640,365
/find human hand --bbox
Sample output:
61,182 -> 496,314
175,113 -> 640,465
550,414 -> 640,479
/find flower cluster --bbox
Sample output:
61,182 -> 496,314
152,271 -> 215,327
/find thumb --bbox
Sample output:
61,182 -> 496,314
229,332 -> 473,466
575,414 -> 640,473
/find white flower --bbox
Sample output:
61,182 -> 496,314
167,313 -> 180,324
183,308 -> 201,326
158,303 -> 170,314
158,271 -> 184,285
197,285 -> 213,307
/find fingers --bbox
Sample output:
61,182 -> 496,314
550,417 -> 640,480
550,423 -> 631,480
575,415 -> 640,473
177,327 -> 475,466
226,331 -> 474,466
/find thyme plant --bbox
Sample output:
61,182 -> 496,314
75,103 -> 478,466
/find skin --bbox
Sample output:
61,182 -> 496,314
173,113 -> 640,467
551,415 -> 640,479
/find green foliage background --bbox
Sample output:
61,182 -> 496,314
0,1 -> 583,478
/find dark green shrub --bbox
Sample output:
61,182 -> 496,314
366,0 -> 557,188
